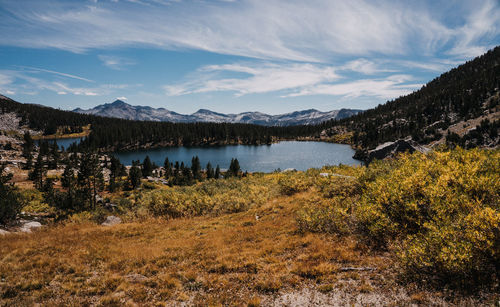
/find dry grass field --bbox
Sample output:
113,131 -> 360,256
1,148 -> 499,306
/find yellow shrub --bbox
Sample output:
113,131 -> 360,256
140,175 -> 279,218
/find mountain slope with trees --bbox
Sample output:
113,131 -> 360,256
322,46 -> 500,152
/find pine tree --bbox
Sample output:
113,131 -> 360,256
61,163 -> 75,189
22,131 -> 34,169
77,151 -> 104,209
142,155 -> 153,178
206,162 -> 213,179
0,164 -> 22,224
49,142 -> 59,169
191,156 -> 201,180
29,152 -> 45,190
173,161 -> 180,180
164,157 -> 172,178
214,165 -> 220,179
109,156 -> 124,192
39,140 -> 50,157
228,158 -> 241,177
128,165 -> 142,189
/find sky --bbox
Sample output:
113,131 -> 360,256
0,0 -> 500,115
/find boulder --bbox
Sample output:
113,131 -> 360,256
101,216 -> 122,226
367,138 -> 429,162
19,221 -> 42,233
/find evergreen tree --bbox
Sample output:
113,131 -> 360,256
39,140 -> 50,157
214,165 -> 220,179
142,155 -> 153,178
164,157 -> 172,178
48,142 -> 59,169
61,163 -> 75,189
29,152 -> 45,190
173,161 -> 180,180
128,165 -> 142,189
191,156 -> 201,180
77,151 -> 104,209
109,156 -> 124,192
22,131 -> 34,169
206,162 -> 214,179
228,158 -> 241,177
0,164 -> 22,224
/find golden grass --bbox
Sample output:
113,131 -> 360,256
2,153 -> 497,305
0,191 -> 389,306
33,124 -> 91,140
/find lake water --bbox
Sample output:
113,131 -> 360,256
112,141 -> 361,172
44,137 -> 83,151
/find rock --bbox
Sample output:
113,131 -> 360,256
0,229 -> 10,236
101,216 -> 122,226
319,173 -> 329,177
367,138 -> 429,163
20,221 -> 42,233
125,273 -> 147,283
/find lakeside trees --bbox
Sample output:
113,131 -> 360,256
0,164 -> 22,225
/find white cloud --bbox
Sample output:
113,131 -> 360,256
1,0 -> 498,62
341,59 -> 396,75
98,55 -> 135,70
163,62 -> 422,101
0,69 -> 129,97
116,96 -> 128,100
17,66 -> 94,82
164,63 -> 339,96
285,75 -> 421,99
447,0 -> 500,57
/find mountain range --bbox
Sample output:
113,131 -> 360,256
73,100 -> 361,126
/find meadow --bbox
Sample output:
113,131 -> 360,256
0,148 -> 498,306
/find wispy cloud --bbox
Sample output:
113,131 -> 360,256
164,63 -> 339,96
341,59 -> 396,75
16,66 -> 94,82
0,69 -> 129,97
285,75 -> 422,99
163,62 -> 421,101
98,55 -> 135,70
1,0 -> 498,62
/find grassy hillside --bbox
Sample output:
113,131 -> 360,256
1,148 -> 498,305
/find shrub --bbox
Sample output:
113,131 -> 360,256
358,148 -> 499,287
296,148 -> 500,289
141,175 -> 279,218
296,197 -> 351,234
278,172 -> 314,195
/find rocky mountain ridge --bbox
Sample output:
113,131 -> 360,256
74,100 -> 361,126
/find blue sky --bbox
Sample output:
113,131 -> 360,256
1,0 -> 499,114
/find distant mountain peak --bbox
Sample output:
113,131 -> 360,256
73,100 -> 362,126
110,99 -> 128,106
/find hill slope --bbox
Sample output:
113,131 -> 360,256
323,46 -> 500,151
74,100 -> 361,126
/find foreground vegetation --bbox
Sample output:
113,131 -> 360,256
0,147 -> 499,305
